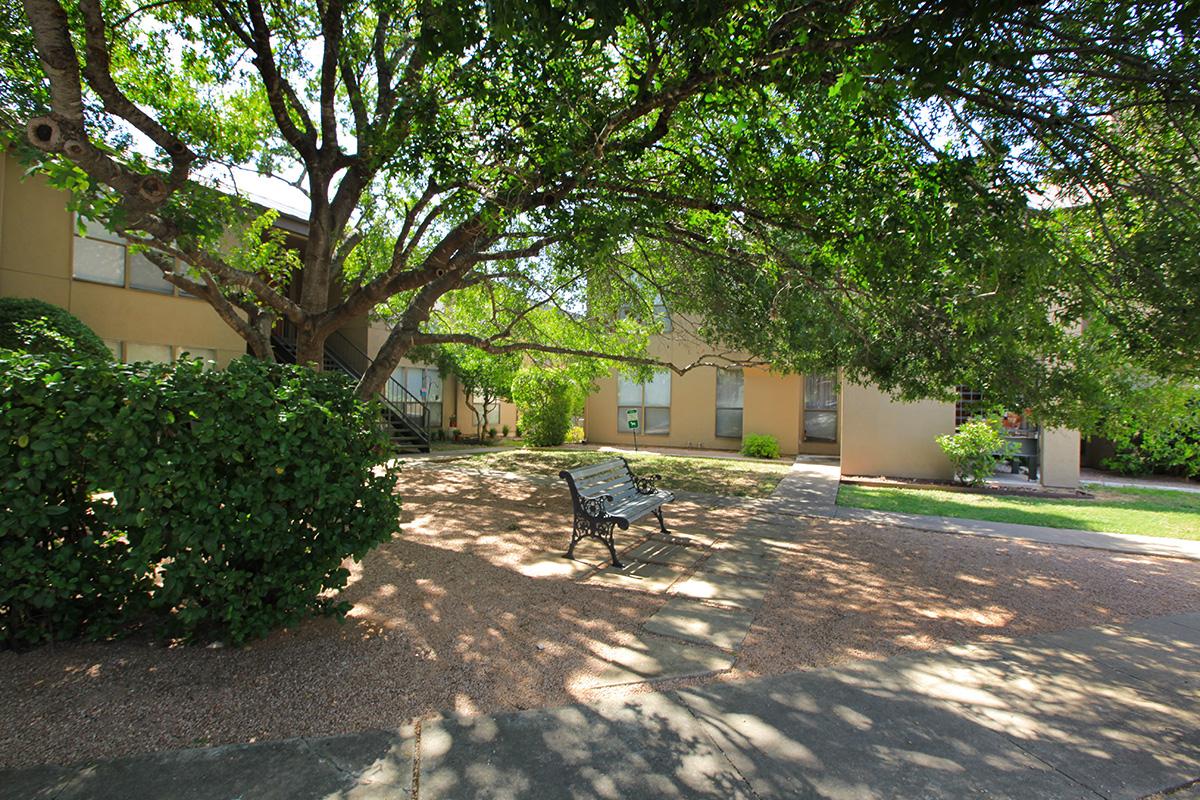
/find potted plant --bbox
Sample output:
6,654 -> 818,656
450,427 -> 460,441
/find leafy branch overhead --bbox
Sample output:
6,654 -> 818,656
5,0 -> 1198,414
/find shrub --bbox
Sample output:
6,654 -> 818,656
0,353 -> 399,648
511,368 -> 574,447
741,433 -> 781,459
0,297 -> 111,362
565,425 -> 586,444
488,426 -> 498,439
936,417 -> 1017,486
501,424 -> 510,438
1098,382 -> 1200,479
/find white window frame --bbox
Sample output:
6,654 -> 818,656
73,216 -> 195,298
617,372 -> 671,435
803,372 -> 838,443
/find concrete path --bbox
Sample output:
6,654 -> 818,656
7,613 -> 1198,799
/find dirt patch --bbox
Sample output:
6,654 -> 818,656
2,467 -> 1198,769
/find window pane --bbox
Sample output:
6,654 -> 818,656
715,407 -> 743,439
424,369 -> 443,402
124,342 -> 173,363
428,403 -> 443,428
716,368 -> 743,409
617,376 -> 642,405
405,367 -> 423,397
80,217 -> 123,243
617,405 -> 640,433
128,250 -> 174,294
177,347 -> 217,367
805,410 -> 837,442
643,371 -> 671,407
804,372 -> 837,410
644,406 -> 670,434
73,237 -> 125,285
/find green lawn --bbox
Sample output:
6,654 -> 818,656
837,483 -> 1200,540
445,449 -> 792,498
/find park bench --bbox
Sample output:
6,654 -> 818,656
559,458 -> 674,568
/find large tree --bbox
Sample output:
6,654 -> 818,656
4,0 -> 1197,413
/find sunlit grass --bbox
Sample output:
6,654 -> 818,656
837,483 -> 1200,540
448,449 -> 792,497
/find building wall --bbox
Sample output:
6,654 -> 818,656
584,319 -> 839,456
0,153 -> 246,367
833,383 -> 957,479
1040,427 -> 1081,488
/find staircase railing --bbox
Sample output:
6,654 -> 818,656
272,320 -> 431,450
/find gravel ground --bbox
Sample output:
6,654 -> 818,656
2,467 -> 1199,769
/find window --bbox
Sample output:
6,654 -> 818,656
177,347 -> 217,367
103,339 -> 122,360
124,342 -> 173,363
955,386 -> 984,428
389,366 -> 444,427
715,368 -> 744,438
804,372 -> 838,442
470,391 -> 502,425
652,294 -> 673,333
617,371 -> 671,434
73,216 -> 182,296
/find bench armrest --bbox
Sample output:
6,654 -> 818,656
633,474 -> 663,494
579,493 -> 614,518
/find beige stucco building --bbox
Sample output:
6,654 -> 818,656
2,152 -> 1080,483
0,152 -> 515,441
586,320 -> 1082,488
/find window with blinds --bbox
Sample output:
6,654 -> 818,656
803,372 -> 838,442
715,368 -> 744,438
617,371 -> 671,434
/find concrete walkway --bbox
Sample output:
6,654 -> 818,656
6,613 -> 1198,799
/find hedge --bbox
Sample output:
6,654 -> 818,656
0,353 -> 400,648
0,297 -> 111,361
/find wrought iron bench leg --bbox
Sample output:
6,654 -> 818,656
565,514 -> 624,568
653,506 -> 670,534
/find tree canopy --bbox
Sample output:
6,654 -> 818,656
4,0 -> 1198,418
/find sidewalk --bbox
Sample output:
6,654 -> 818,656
6,613 -> 1197,799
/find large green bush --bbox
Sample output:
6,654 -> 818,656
0,297 -> 111,361
511,368 -> 575,446
0,353 -> 400,648
741,433 -> 781,459
936,417 -> 1017,486
1097,381 -> 1200,479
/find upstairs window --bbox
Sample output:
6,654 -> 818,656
715,368 -> 744,439
73,217 -> 180,296
617,371 -> 671,434
804,372 -> 838,442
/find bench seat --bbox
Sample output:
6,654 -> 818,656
559,458 -> 674,567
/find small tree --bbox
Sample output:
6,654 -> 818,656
937,417 -> 1018,486
432,346 -> 519,443
511,368 -> 576,447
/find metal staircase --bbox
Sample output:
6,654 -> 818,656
271,321 -> 432,453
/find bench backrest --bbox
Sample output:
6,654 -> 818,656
559,458 -> 641,511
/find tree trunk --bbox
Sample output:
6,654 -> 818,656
295,327 -> 328,370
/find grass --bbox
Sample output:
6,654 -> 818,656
837,482 -> 1200,540
429,438 -> 524,451
445,449 -> 792,498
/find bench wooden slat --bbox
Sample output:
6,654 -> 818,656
567,460 -> 630,480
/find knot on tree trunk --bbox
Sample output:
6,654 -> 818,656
139,175 -> 168,203
26,116 -> 63,151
